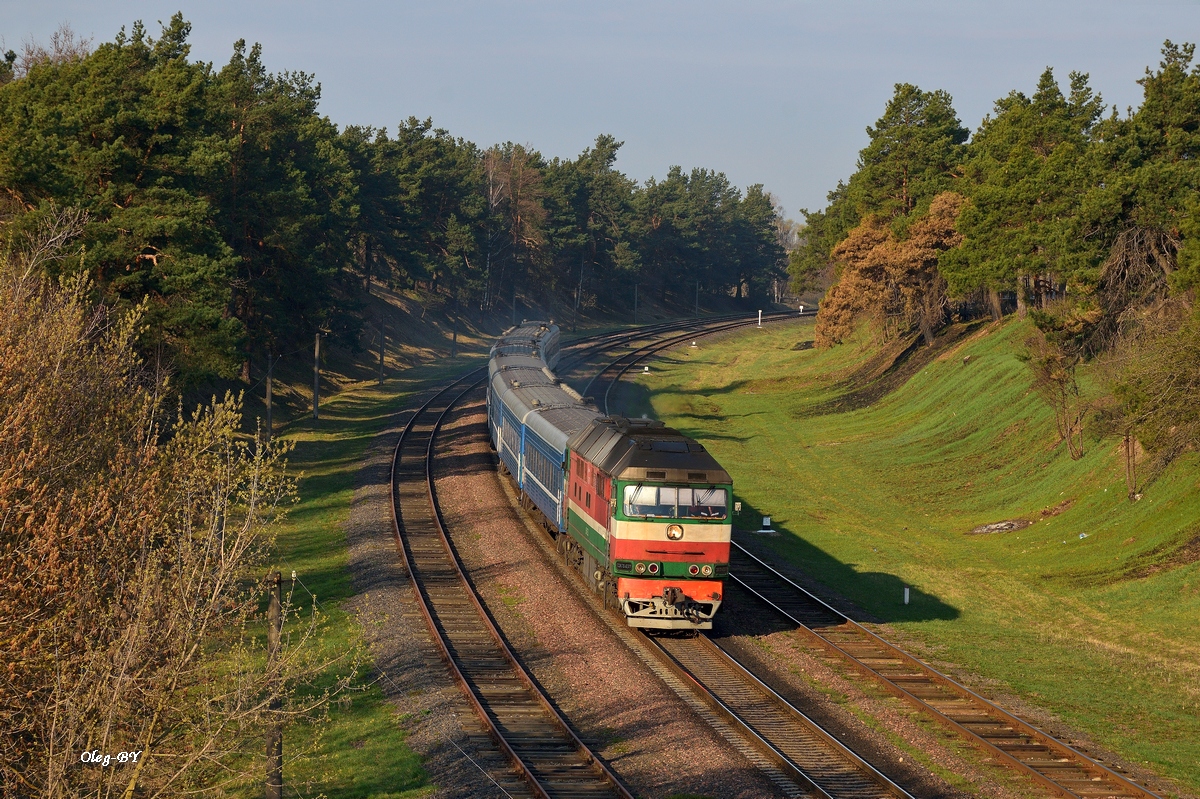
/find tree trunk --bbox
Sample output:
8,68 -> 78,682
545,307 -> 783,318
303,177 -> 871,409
919,317 -> 935,347
987,287 -> 1002,321
1016,275 -> 1028,318
363,237 -> 371,295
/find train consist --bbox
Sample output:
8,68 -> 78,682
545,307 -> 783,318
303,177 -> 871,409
487,322 -> 732,630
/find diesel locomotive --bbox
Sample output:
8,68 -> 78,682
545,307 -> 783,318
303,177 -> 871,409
487,322 -> 732,630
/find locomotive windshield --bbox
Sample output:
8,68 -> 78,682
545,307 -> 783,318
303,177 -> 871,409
623,485 -> 728,520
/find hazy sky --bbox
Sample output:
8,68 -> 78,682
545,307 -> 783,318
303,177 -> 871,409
5,1 -> 1200,218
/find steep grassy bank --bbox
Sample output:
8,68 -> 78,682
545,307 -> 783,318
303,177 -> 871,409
625,317 -> 1200,795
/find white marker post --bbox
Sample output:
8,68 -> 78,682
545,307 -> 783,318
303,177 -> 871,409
799,304 -> 805,314
757,310 -> 762,327
904,586 -> 910,605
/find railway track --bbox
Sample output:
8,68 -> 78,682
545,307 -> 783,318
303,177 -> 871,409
389,315 -> 793,798
594,315 -> 1163,799
565,312 -> 931,798
580,311 -> 799,414
390,372 -> 633,799
728,541 -> 1162,799
646,632 -> 912,799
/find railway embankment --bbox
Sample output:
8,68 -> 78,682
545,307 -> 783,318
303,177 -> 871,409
622,316 -> 1200,798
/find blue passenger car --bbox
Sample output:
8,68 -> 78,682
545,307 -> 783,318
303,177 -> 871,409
487,322 -> 599,530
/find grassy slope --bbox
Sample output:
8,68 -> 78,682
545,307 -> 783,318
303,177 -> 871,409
626,317 -> 1200,794
263,357 -> 482,799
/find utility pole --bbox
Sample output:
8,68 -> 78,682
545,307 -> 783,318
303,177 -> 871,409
265,571 -> 282,799
312,333 -> 321,420
265,354 -> 273,442
573,254 -> 584,332
450,315 -> 458,358
633,284 -> 638,325
694,281 -> 699,316
511,284 -> 517,327
377,320 -> 386,385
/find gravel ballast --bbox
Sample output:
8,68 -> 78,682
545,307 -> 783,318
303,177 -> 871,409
430,391 -> 783,798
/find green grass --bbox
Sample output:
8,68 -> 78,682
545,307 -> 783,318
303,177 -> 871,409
625,318 -> 1200,794
262,356 -> 484,799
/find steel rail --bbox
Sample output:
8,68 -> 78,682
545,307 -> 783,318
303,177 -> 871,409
591,312 -> 800,414
390,368 -> 633,799
559,314 -> 783,395
642,632 -> 915,799
386,318 -> 776,798
728,542 -> 1162,799
583,311 -> 929,798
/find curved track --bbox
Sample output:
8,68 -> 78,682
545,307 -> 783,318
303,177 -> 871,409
728,542 -> 1162,799
594,314 -> 1162,799
567,313 -> 926,798
388,315 -> 793,798
579,312 -> 797,414
391,372 -> 632,799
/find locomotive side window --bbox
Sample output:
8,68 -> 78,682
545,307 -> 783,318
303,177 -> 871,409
623,486 -> 727,519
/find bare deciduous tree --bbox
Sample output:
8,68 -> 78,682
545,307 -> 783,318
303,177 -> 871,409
1,210 -> 353,799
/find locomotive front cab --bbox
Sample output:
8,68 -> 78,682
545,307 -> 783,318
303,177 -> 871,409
610,478 -> 732,629
567,416 -> 735,631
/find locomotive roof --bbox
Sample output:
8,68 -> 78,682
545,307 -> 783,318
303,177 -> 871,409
567,416 -> 732,485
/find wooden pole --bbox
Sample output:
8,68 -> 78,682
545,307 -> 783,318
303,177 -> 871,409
312,333 -> 320,420
694,280 -> 699,316
573,254 -> 583,332
265,355 -> 273,442
378,320 -> 386,385
633,284 -> 638,324
266,571 -> 282,799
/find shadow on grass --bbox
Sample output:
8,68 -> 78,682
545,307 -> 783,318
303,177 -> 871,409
729,498 -> 959,627
601,378 -> 960,628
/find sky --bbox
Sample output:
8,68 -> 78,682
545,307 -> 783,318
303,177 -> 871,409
5,1 -> 1200,218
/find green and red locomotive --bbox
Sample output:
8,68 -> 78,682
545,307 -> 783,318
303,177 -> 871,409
487,322 -> 732,630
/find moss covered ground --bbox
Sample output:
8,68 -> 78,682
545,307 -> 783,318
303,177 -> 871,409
623,316 -> 1200,794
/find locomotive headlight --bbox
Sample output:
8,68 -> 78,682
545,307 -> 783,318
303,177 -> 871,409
635,562 -> 646,574
688,565 -> 700,576
701,564 -> 713,577
666,524 -> 684,541
647,562 -> 660,575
